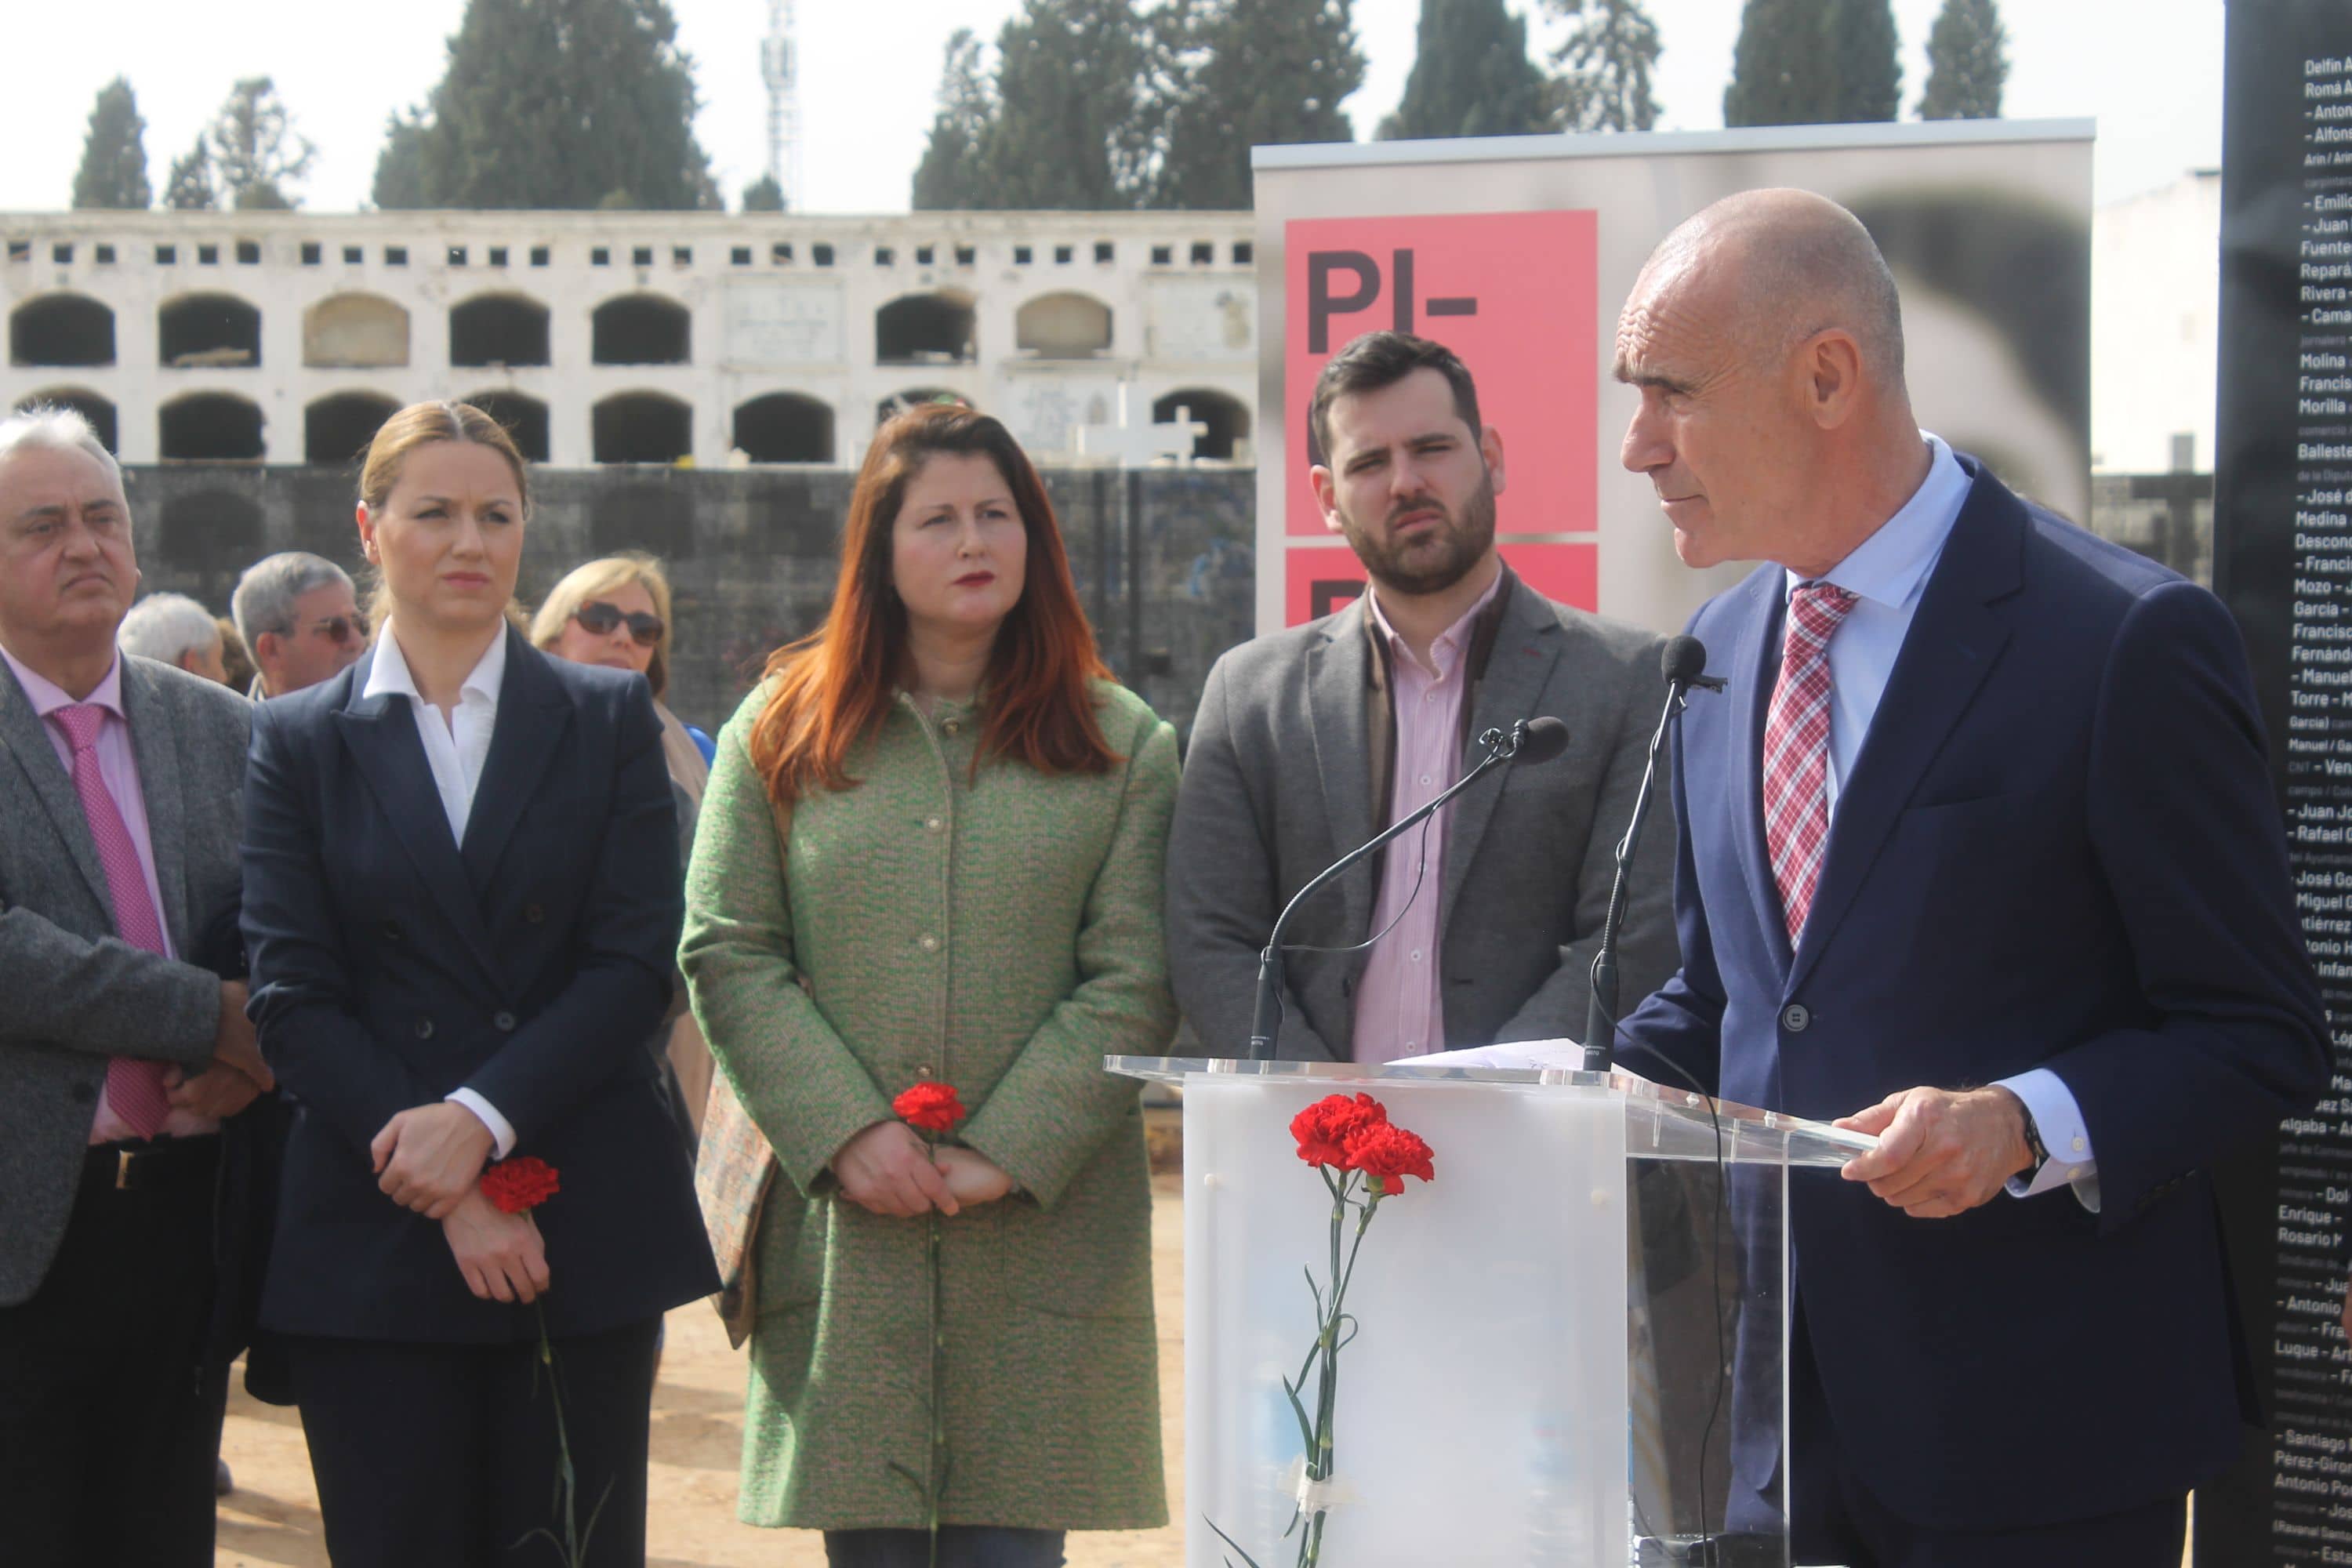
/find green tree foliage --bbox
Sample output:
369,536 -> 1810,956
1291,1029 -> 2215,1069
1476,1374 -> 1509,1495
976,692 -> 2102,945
1918,0 -> 2007,120
72,78 -> 152,209
1154,0 -> 1364,209
372,0 -> 719,210
742,173 -> 786,212
911,27 -> 998,209
1723,0 -> 1900,127
162,136 -> 216,212
984,0 -> 1156,208
909,1 -> 1156,210
1542,0 -> 1661,132
209,77 -> 317,211
1379,0 -> 1552,142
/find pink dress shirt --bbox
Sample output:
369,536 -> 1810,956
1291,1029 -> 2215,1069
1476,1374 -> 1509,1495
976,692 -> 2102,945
1349,570 -> 1505,1063
0,644 -> 220,1141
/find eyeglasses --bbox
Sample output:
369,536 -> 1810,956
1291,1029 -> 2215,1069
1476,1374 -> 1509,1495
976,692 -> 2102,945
575,600 -> 664,648
301,615 -> 362,644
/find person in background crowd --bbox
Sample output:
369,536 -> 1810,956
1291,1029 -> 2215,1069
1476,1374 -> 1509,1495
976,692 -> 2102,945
1167,330 -> 1679,1064
683,405 -> 1176,1568
1610,189 -> 2325,1566
118,592 -> 229,684
0,405 -> 274,1566
531,553 -> 716,1138
216,615 -> 256,694
239,400 -> 717,1568
230,552 -> 363,699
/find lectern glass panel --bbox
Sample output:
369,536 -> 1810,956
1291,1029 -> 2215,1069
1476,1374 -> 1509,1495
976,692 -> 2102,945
1105,1057 -> 1848,1568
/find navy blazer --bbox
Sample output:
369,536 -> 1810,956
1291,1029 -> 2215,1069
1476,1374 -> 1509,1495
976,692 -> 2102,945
241,626 -> 718,1343
1619,457 -> 2327,1531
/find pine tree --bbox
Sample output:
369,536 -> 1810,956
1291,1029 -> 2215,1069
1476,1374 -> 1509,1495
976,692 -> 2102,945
742,174 -> 786,212
1918,0 -> 2006,120
373,0 -> 720,210
162,136 -> 216,212
209,78 -> 317,211
1723,0 -> 1899,127
71,78 -> 152,209
1830,0 -> 1901,123
1542,0 -> 1661,132
982,0 -> 1156,208
911,28 -> 999,209
1379,0 -> 1552,142
1156,0 -> 1364,209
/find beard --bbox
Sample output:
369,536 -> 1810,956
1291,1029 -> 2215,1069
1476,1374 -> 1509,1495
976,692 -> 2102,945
1335,468 -> 1499,597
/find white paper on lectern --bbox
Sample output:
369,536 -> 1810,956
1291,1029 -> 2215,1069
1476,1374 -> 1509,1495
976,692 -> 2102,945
1183,1074 -> 1629,1566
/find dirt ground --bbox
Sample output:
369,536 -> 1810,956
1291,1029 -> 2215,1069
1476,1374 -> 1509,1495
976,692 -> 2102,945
213,1174 -> 1189,1568
213,1167 -> 2194,1568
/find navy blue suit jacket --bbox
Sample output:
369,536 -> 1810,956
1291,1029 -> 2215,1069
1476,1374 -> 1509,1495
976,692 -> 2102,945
1619,457 -> 2327,1531
241,626 -> 718,1343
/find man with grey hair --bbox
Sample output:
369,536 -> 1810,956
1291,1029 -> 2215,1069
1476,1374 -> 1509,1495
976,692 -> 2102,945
1608,188 -> 2323,1565
0,405 -> 277,1562
119,592 -> 228,685
231,550 -> 362,699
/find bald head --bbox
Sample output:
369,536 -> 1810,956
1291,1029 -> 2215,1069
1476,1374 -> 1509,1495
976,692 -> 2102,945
1615,188 -> 1935,577
1632,188 -> 1907,394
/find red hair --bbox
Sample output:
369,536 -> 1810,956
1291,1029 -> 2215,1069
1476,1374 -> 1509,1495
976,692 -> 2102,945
750,404 -> 1117,806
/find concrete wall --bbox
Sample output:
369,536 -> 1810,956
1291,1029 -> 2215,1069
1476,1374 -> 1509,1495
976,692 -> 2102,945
118,462 -> 1257,742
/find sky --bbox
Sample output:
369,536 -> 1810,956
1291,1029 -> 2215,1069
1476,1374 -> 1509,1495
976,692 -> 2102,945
2,0 -> 2222,215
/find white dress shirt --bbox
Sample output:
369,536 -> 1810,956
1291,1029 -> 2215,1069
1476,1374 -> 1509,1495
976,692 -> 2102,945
1795,434 -> 2098,1209
364,626 -> 518,1158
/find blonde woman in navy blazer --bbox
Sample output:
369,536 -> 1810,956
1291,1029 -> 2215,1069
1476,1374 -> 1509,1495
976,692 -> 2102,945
240,401 -> 717,1568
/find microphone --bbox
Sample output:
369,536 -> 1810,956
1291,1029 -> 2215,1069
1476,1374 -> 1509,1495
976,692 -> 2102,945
1582,637 -> 1721,1073
1245,717 -> 1570,1062
1664,634 -> 1725,692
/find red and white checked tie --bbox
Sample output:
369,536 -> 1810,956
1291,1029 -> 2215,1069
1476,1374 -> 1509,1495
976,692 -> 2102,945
1762,583 -> 1859,946
49,703 -> 173,1138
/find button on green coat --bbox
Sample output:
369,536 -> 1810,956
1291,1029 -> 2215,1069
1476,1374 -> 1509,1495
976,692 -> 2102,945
681,678 -> 1178,1531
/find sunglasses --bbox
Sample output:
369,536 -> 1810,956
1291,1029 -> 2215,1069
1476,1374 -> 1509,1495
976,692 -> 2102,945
575,600 -> 664,648
302,615 -> 362,644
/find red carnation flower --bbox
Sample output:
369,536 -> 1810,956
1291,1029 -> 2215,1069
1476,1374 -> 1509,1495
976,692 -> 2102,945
1290,1092 -> 1388,1169
1343,1121 -> 1436,1196
893,1081 -> 968,1133
480,1156 -> 561,1214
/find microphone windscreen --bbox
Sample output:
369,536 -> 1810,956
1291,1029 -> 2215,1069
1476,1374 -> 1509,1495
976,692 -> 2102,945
1661,635 -> 1711,685
1519,716 -> 1571,764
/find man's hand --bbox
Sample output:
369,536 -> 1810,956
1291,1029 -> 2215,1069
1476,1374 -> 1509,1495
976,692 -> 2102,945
213,980 -> 274,1091
440,1189 -> 550,1304
162,1062 -> 263,1120
371,1102 -> 496,1219
833,1121 -> 959,1219
934,1145 -> 1014,1210
1835,1086 -> 2035,1218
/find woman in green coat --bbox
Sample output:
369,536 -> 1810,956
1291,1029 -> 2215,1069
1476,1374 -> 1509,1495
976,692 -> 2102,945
681,404 -> 1178,1567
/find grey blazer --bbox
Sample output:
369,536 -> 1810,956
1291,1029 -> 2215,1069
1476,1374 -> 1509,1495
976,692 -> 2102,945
0,653 -> 252,1305
1167,572 -> 1679,1060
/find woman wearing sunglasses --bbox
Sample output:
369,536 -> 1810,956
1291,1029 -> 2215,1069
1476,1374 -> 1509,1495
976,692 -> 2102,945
238,401 -> 718,1568
532,555 -> 719,1139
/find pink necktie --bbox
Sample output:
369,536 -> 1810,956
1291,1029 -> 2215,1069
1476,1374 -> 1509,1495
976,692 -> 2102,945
49,703 -> 173,1138
1762,583 -> 1859,946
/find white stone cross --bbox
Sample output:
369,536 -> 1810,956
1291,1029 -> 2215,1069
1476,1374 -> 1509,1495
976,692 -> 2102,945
1076,383 -> 1206,466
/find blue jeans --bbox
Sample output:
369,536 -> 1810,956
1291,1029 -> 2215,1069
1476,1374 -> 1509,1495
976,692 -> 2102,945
822,1526 -> 1066,1568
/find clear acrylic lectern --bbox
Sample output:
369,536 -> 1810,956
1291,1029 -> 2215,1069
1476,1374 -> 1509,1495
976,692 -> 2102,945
1105,1055 -> 1875,1568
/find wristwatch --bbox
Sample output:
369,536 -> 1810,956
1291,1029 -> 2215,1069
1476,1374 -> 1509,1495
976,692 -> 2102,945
2016,1102 -> 2049,1181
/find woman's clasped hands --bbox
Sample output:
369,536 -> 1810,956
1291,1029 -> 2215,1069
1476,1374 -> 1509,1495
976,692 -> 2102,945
834,1120 -> 1014,1218
371,1100 -> 550,1303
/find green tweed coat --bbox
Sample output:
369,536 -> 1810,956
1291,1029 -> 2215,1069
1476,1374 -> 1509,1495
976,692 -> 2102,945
681,677 -> 1178,1530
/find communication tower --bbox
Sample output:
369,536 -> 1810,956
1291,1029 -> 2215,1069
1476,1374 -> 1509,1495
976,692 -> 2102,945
760,0 -> 802,210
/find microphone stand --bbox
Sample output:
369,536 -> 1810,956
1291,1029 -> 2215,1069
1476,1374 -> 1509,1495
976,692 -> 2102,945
1246,721 -> 1533,1062
1581,683 -> 1693,1073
